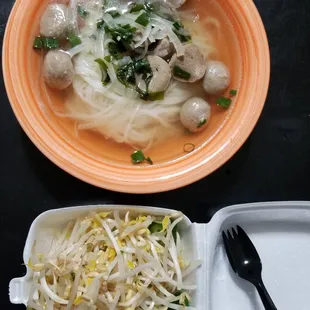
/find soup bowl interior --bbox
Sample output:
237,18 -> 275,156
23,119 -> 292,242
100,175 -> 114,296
3,0 -> 270,193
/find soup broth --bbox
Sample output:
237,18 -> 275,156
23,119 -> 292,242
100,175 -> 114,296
30,0 -> 241,166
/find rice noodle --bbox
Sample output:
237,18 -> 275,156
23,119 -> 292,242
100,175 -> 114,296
50,0 -> 215,150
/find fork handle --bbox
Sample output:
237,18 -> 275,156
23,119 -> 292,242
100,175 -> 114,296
254,280 -> 277,310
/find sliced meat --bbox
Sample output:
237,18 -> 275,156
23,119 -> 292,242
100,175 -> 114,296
153,38 -> 174,59
43,50 -> 75,90
170,44 -> 207,83
203,60 -> 231,95
147,56 -> 172,93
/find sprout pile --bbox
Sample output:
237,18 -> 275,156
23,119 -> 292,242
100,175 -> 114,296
27,211 -> 201,310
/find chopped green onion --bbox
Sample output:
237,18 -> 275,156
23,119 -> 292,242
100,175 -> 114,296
136,89 -> 164,101
33,36 -> 59,49
104,55 -> 112,62
174,32 -> 191,43
147,91 -> 165,101
77,5 -> 88,18
94,58 -> 108,70
131,150 -> 153,165
94,58 -> 110,86
108,42 -> 124,60
149,222 -> 162,233
135,13 -> 150,27
130,3 -> 145,13
183,143 -> 195,153
42,37 -> 59,49
197,118 -> 207,128
97,20 -> 105,29
229,89 -> 237,96
131,150 -> 146,164
172,21 -> 191,42
33,36 -> 43,49
173,21 -> 182,30
216,96 -> 232,108
134,58 -> 150,72
146,157 -> 153,165
107,10 -> 121,18
173,66 -> 191,80
106,24 -> 137,43
67,33 -> 82,47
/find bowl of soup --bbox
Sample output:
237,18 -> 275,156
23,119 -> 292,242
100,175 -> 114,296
3,0 -> 270,193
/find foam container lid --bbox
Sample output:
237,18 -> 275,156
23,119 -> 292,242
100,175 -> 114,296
9,201 -> 310,310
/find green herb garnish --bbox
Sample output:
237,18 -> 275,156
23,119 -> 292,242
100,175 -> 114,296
77,5 -> 88,18
107,42 -> 125,60
175,32 -> 191,43
183,143 -> 195,153
117,62 -> 136,87
33,36 -> 43,49
136,88 -> 164,101
149,222 -> 162,233
95,58 -> 108,70
130,3 -> 145,13
97,19 -> 105,29
147,91 -> 165,101
173,21 -> 182,30
33,36 -> 59,49
131,150 -> 153,165
67,33 -> 82,47
229,89 -> 237,96
107,10 -> 121,18
216,96 -> 232,108
107,24 -> 137,43
134,58 -> 151,73
146,157 -> 153,164
197,118 -> 207,128
173,66 -> 191,80
42,37 -> 59,49
172,21 -> 191,42
104,55 -> 111,62
117,58 -> 153,90
135,12 -> 150,26
94,58 -> 110,86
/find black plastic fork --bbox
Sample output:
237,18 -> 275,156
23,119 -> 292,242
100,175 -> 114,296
222,225 -> 277,310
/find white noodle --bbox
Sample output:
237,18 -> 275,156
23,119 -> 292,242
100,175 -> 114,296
54,0 -> 213,150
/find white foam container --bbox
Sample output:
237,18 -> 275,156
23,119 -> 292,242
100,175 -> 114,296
9,201 -> 310,310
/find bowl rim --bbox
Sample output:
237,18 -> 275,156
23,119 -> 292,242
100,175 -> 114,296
2,0 -> 270,194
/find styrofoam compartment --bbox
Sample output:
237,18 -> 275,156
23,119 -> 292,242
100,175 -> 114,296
9,202 -> 310,310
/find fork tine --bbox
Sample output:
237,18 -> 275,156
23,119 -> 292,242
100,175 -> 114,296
226,229 -> 233,241
232,227 -> 238,239
222,231 -> 237,273
236,225 -> 260,259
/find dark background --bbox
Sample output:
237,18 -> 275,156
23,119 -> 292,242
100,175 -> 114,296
1,0 -> 310,307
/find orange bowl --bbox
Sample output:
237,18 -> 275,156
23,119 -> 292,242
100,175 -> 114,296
3,0 -> 270,193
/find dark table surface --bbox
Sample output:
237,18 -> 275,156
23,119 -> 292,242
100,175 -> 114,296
1,0 -> 310,307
